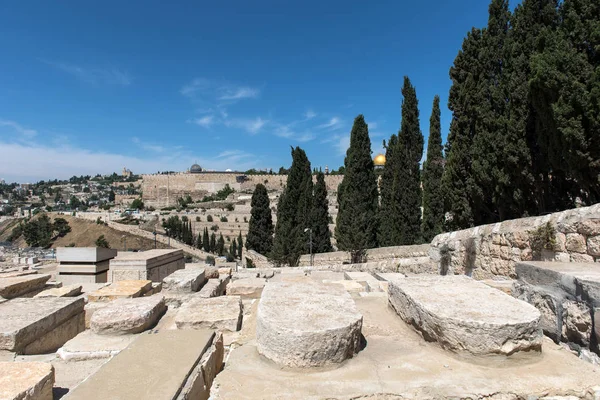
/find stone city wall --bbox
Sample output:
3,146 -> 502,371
430,203 -> 600,279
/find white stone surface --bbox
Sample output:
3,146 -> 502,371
227,278 -> 266,299
162,267 -> 205,292
57,330 -> 139,361
175,296 -> 242,332
90,294 -> 166,335
0,361 -> 54,400
388,275 -> 542,356
0,274 -> 51,299
34,284 -> 82,298
257,281 -> 363,368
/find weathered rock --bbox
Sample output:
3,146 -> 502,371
481,279 -> 514,295
0,362 -> 54,400
389,275 -> 542,355
175,296 -> 242,332
579,348 -> 600,366
257,281 -> 363,368
0,274 -> 51,299
57,330 -> 139,361
226,278 -> 266,299
565,233 -> 587,253
0,297 -> 85,354
162,268 -> 206,292
87,280 -> 152,302
562,300 -> 592,347
322,279 -> 368,293
198,277 -> 227,298
90,295 -> 166,335
34,284 -> 82,298
587,236 -> 600,256
344,272 -> 383,292
595,308 -> 600,344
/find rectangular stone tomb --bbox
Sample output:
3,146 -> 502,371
56,247 -> 118,285
87,280 -> 152,302
388,275 -> 542,356
0,297 -> 85,354
0,274 -> 51,299
175,296 -> 242,332
0,362 -> 54,400
57,330 -> 139,361
90,295 -> 166,335
66,329 -> 222,400
162,267 -> 206,293
109,249 -> 184,282
34,284 -> 82,298
226,278 -> 266,299
57,247 -> 118,263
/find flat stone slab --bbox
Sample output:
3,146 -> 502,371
0,361 -> 54,400
0,270 -> 38,278
34,284 -> 82,298
227,278 -> 266,299
0,274 -> 51,299
90,294 -> 166,335
322,279 -> 368,293
57,330 -> 139,361
66,329 -> 217,400
162,267 -> 205,292
388,275 -> 542,355
257,281 -> 363,368
175,296 -> 242,332
198,277 -> 227,298
0,297 -> 85,353
57,247 -> 117,263
344,272 -> 383,292
87,280 -> 152,302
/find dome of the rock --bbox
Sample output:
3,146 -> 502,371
374,154 -> 386,166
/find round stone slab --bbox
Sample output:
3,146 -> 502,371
388,275 -> 542,356
257,281 -> 363,368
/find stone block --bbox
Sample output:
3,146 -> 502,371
198,278 -> 226,298
565,233 -> 587,253
57,330 -> 139,361
90,294 -> 166,335
109,249 -> 184,283
322,279 -> 368,293
57,247 -> 117,263
0,362 -> 54,400
0,274 -> 51,299
257,281 -> 363,368
389,275 -> 542,355
0,297 -> 85,354
576,219 -> 600,236
481,279 -> 514,295
34,284 -> 82,298
162,267 -> 205,293
226,278 -> 266,299
87,280 -> 152,302
587,236 -> 600,257
175,296 -> 242,332
344,272 -> 383,292
562,300 -> 592,347
66,329 -> 218,400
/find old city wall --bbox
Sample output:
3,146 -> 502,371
430,203 -> 600,279
141,173 -> 344,208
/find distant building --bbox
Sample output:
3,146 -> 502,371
122,167 -> 133,178
189,163 -> 203,174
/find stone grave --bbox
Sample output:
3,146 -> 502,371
90,295 -> 166,335
0,362 -> 54,400
226,278 -> 266,299
57,330 -> 139,361
34,284 -> 82,298
175,296 -> 242,332
87,280 -> 152,302
108,249 -> 184,282
56,247 -> 117,284
0,274 -> 51,299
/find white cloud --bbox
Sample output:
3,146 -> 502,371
218,86 -> 259,101
0,119 -> 37,138
180,78 -> 211,97
225,117 -> 268,134
131,137 -> 165,153
304,110 -> 317,120
273,124 -> 315,143
189,115 -> 215,128
180,78 -> 259,104
44,60 -> 132,86
318,117 -> 342,130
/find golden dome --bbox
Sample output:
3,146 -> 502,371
374,154 -> 386,166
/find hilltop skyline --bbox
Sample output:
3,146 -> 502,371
0,0 -> 495,182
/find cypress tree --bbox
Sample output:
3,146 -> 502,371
203,228 -> 210,252
196,231 -> 202,250
237,232 -> 243,259
335,115 -> 378,262
311,172 -> 333,253
217,233 -> 225,256
232,241 -> 238,259
396,76 -> 424,245
378,134 -> 401,246
210,232 -> 216,253
421,95 -> 445,242
245,184 -> 274,256
272,147 -> 313,266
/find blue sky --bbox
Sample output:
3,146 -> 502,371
0,0 -> 494,183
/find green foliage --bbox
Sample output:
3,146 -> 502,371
95,235 -> 110,249
130,198 -> 144,210
237,231 -> 243,259
225,204 -> 235,211
53,218 -> 71,237
8,223 -> 24,242
217,233 -> 225,256
22,214 -> 70,248
108,190 -> 115,202
210,232 -> 216,253
203,228 -> 210,252
246,184 -> 274,256
272,147 -> 314,266
220,216 -> 228,222
201,184 -> 235,202
206,215 -> 213,222
378,134 -> 400,246
210,224 -> 219,231
205,255 -> 215,266
529,222 -> 557,257
196,216 -> 201,222
421,95 -> 445,242
335,115 -> 378,260
311,172 -> 333,253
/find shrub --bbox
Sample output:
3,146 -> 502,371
246,257 -> 255,268
95,235 -> 110,249
210,224 -> 219,232
206,215 -> 213,222
220,216 -> 228,222
529,222 -> 556,259
226,252 -> 235,262
196,216 -> 201,222
181,216 -> 188,222
205,255 -> 215,266
96,217 -> 103,225
225,204 -> 235,211
66,242 -> 76,247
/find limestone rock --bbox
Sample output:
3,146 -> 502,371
34,284 -> 82,298
389,275 -> 542,355
562,300 -> 592,347
0,274 -> 51,299
175,296 -> 242,332
565,233 -> 587,253
595,308 -> 600,344
257,281 -> 363,368
162,268 -> 205,292
587,236 -> 600,257
57,330 -> 139,361
0,362 -> 54,400
198,276 -> 229,298
87,280 -> 152,302
226,278 -> 266,299
90,294 -> 166,335
322,279 -> 368,293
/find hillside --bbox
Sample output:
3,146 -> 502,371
0,215 -> 171,251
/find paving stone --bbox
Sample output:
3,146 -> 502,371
226,278 -> 266,299
90,294 -> 166,335
388,275 -> 542,356
175,296 -> 242,332
0,274 -> 51,299
0,297 -> 85,354
257,280 -> 363,368
34,284 -> 82,298
57,330 -> 139,361
87,280 -> 152,302
162,267 -> 205,292
0,361 -> 54,400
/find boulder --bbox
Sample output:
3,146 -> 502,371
0,362 -> 54,400
562,300 -> 592,347
162,268 -> 206,292
0,274 -> 51,299
257,281 -> 363,368
175,296 -> 242,332
34,284 -> 82,298
198,277 -> 228,298
90,295 -> 166,335
389,275 -> 542,356
227,278 -> 266,299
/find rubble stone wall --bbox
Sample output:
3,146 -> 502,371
430,203 -> 600,279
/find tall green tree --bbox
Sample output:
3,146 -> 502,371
378,134 -> 401,246
421,95 -> 445,242
203,227 -> 210,252
395,77 -> 424,245
237,232 -> 243,259
335,115 -> 378,262
272,147 -> 313,266
245,184 -> 274,256
217,234 -> 225,256
311,172 -> 333,253
210,232 -> 216,253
